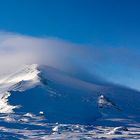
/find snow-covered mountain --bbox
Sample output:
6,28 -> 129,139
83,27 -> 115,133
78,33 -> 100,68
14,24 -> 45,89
0,64 -> 140,139
0,64 -> 139,125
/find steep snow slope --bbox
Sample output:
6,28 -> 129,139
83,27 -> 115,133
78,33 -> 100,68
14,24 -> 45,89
0,64 -> 40,92
0,64 -> 140,125
0,64 -> 40,113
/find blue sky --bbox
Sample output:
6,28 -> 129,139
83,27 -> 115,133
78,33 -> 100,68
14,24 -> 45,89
0,0 -> 140,46
0,0 -> 140,90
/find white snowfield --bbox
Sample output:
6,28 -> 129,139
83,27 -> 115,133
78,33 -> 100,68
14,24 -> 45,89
0,64 -> 139,139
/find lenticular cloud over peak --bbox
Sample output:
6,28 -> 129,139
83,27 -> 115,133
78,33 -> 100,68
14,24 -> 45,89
0,32 -> 86,73
0,31 -> 140,90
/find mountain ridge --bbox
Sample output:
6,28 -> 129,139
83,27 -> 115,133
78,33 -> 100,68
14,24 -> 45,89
0,64 -> 139,125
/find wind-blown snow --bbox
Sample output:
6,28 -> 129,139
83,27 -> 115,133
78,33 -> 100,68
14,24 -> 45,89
0,64 -> 39,85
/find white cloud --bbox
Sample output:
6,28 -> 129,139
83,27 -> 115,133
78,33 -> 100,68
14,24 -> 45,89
0,31 -> 140,90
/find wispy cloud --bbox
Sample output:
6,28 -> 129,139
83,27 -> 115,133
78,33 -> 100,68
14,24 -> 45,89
0,31 -> 140,90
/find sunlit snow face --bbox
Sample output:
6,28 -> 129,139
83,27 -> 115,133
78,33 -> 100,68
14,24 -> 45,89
0,64 -> 39,84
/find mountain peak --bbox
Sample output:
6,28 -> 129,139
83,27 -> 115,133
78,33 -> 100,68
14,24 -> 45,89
0,64 -> 41,113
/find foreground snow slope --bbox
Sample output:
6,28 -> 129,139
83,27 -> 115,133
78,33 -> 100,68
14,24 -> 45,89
0,64 -> 140,125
